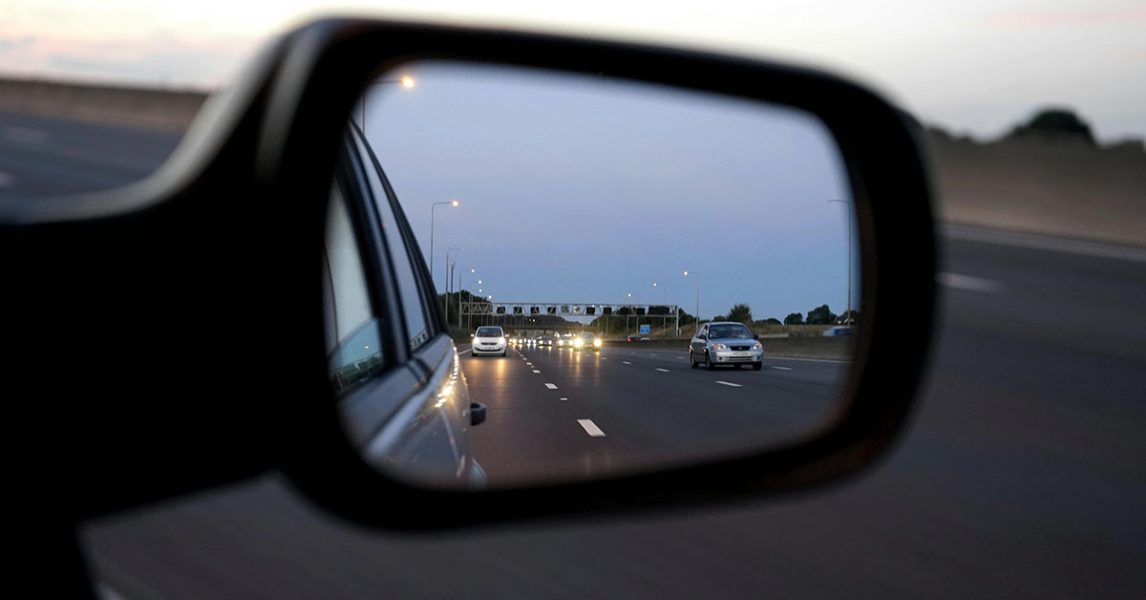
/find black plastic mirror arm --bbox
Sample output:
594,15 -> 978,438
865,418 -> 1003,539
251,18 -> 936,530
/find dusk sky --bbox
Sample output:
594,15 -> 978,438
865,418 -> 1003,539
362,62 -> 853,320
4,1 -> 1144,141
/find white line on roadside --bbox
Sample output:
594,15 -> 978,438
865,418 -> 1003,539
772,366 -> 793,371
766,356 -> 850,364
545,383 -> 558,390
577,419 -> 606,437
715,381 -> 742,388
656,368 -> 670,373
938,272 -> 1004,294
532,369 -> 541,373
943,223 -> 1146,264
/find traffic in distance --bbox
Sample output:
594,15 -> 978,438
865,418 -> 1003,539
335,61 -> 859,487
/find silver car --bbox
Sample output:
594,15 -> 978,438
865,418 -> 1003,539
689,322 -> 764,370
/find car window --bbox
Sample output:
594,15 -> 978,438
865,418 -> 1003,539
352,133 -> 435,351
324,184 -> 385,393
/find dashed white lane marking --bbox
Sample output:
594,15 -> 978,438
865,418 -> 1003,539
937,272 -> 1004,294
532,369 -> 541,373
560,397 -> 568,401
772,366 -> 792,371
622,361 -> 632,365
650,353 -> 658,357
601,357 -> 608,360
715,380 -> 742,388
675,356 -> 684,360
544,383 -> 558,390
459,348 -> 472,355
655,368 -> 670,373
0,172 -> 14,188
526,362 -> 533,366
577,419 -> 606,437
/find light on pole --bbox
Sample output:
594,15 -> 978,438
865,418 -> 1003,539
429,199 -> 459,290
359,76 -> 415,129
683,270 -> 700,333
828,199 -> 854,324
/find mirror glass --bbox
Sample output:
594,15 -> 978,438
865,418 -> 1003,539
327,61 -> 860,489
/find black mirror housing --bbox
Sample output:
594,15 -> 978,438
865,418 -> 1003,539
2,17 -> 936,532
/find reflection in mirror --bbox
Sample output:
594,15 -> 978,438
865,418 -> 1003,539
329,61 -> 860,489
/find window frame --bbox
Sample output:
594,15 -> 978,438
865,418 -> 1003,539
348,124 -> 445,354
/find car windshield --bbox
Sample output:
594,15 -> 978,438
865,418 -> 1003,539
708,325 -> 753,339
476,327 -> 502,337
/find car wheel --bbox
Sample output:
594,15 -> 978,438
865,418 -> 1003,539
753,363 -> 763,371
690,350 -> 699,368
706,351 -> 717,371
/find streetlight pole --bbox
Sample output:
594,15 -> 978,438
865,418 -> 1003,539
683,270 -> 700,334
829,199 -> 853,324
444,247 -> 460,327
459,268 -> 475,331
653,281 -> 666,337
429,199 -> 459,290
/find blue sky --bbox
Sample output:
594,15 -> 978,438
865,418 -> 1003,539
363,62 -> 855,321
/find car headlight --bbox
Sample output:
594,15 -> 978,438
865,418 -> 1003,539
574,338 -> 584,347
498,336 -> 506,344
753,342 -> 763,351
709,343 -> 728,351
593,338 -> 602,347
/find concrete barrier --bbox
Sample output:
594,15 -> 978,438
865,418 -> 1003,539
0,78 -> 210,131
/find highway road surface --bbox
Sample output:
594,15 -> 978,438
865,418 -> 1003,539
3,113 -> 1143,598
460,343 -> 847,484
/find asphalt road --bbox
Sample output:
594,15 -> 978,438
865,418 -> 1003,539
4,114 -> 1143,598
461,343 -> 847,484
0,113 -> 183,199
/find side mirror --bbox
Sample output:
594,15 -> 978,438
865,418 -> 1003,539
3,17 -> 935,531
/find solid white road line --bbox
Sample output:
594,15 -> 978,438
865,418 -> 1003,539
545,383 -> 558,390
937,272 -> 1004,294
715,380 -> 742,388
656,368 -> 670,373
577,419 -> 606,437
766,356 -> 850,364
943,223 -> 1146,264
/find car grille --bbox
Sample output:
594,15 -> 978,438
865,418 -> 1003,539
731,345 -> 752,351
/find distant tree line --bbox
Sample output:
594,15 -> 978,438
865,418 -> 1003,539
711,302 -> 858,327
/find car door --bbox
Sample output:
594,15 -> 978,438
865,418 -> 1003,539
690,325 -> 708,360
325,124 -> 482,487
